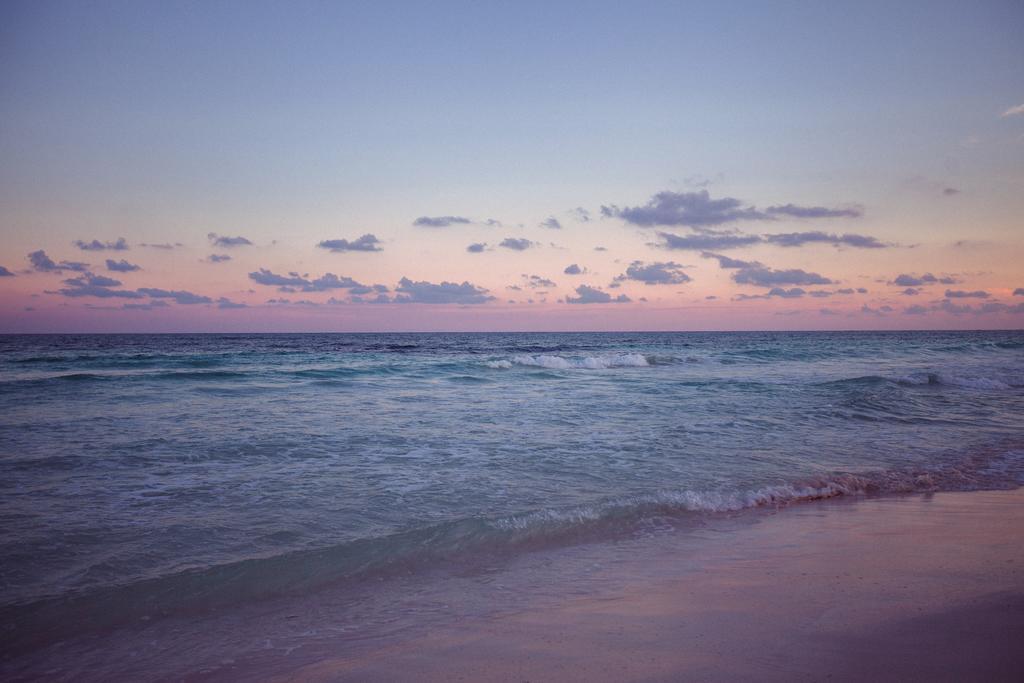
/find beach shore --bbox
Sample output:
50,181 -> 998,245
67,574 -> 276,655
271,489 -> 1024,683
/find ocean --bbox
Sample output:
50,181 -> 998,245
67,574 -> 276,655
2,331 -> 1023,678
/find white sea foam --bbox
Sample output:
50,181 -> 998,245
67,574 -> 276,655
492,480 -> 869,533
490,456 -> 1024,535
486,353 -> 650,370
655,482 -> 860,511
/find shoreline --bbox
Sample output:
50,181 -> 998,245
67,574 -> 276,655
267,488 -> 1024,683
4,487 -> 1023,681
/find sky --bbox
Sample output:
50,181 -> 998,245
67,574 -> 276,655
1,0 -> 1022,332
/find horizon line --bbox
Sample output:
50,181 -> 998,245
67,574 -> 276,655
1,328 -> 1021,336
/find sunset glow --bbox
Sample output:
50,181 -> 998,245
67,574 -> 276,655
1,1 -> 1022,332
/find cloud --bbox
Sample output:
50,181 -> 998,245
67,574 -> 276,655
217,297 -> 247,309
771,287 -> 806,298
1015,288 -> 1024,296
0,266 -> 14,277
901,287 -> 920,296
565,285 -> 630,304
664,229 -> 885,251
563,263 -> 584,275
266,298 -> 321,307
106,259 -> 140,272
52,274 -> 216,305
763,231 -> 886,248
978,302 -> 1024,314
56,272 -> 144,299
540,216 -> 562,230
571,207 -> 591,223
892,273 -> 958,287
733,265 -> 833,287
28,250 -> 88,273
1000,103 -> 1024,118
819,308 -> 840,316
523,274 -> 556,289
206,254 -> 232,263
123,301 -> 170,310
137,288 -> 213,305
764,204 -> 862,219
140,242 -> 182,250
307,273 -> 366,291
63,273 -> 118,288
57,285 -> 140,299
735,287 -> 807,300
248,269 -> 308,288
700,251 -> 834,288
594,246 -> 608,251
345,292 -> 393,304
74,237 -> 129,251
499,237 -> 534,251
393,277 -> 494,304
658,231 -> 762,251
602,190 -> 768,228
466,242 -> 487,253
54,283 -> 180,305
934,300 -> 1024,316
861,304 -> 893,316
942,187 -> 960,196
208,233 -> 253,247
700,252 -> 758,269
317,234 -> 382,252
904,305 -> 929,315
352,283 -> 388,296
248,268 -> 367,292
893,274 -> 923,287
414,216 -> 472,227
617,260 -> 691,285
944,289 -> 990,299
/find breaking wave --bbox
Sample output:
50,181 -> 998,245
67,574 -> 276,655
5,445 -> 1021,657
486,353 -> 651,370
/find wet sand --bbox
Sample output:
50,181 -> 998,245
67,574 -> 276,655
274,489 -> 1024,682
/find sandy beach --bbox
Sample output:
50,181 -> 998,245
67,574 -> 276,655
272,489 -> 1024,683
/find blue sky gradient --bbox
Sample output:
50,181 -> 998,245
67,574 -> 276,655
1,1 -> 1022,331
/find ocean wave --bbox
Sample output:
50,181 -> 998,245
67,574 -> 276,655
8,353 -> 231,368
486,353 -> 651,370
894,371 -> 1022,390
825,371 -> 1023,391
6,446 -> 1021,657
493,454 -> 1024,533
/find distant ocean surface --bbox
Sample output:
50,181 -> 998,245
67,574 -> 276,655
2,331 -> 1024,664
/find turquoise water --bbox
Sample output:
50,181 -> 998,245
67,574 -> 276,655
1,331 -> 1023,666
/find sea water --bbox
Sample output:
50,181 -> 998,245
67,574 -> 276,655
1,331 -> 1023,674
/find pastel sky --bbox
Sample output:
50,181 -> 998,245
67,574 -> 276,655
1,0 -> 1023,332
